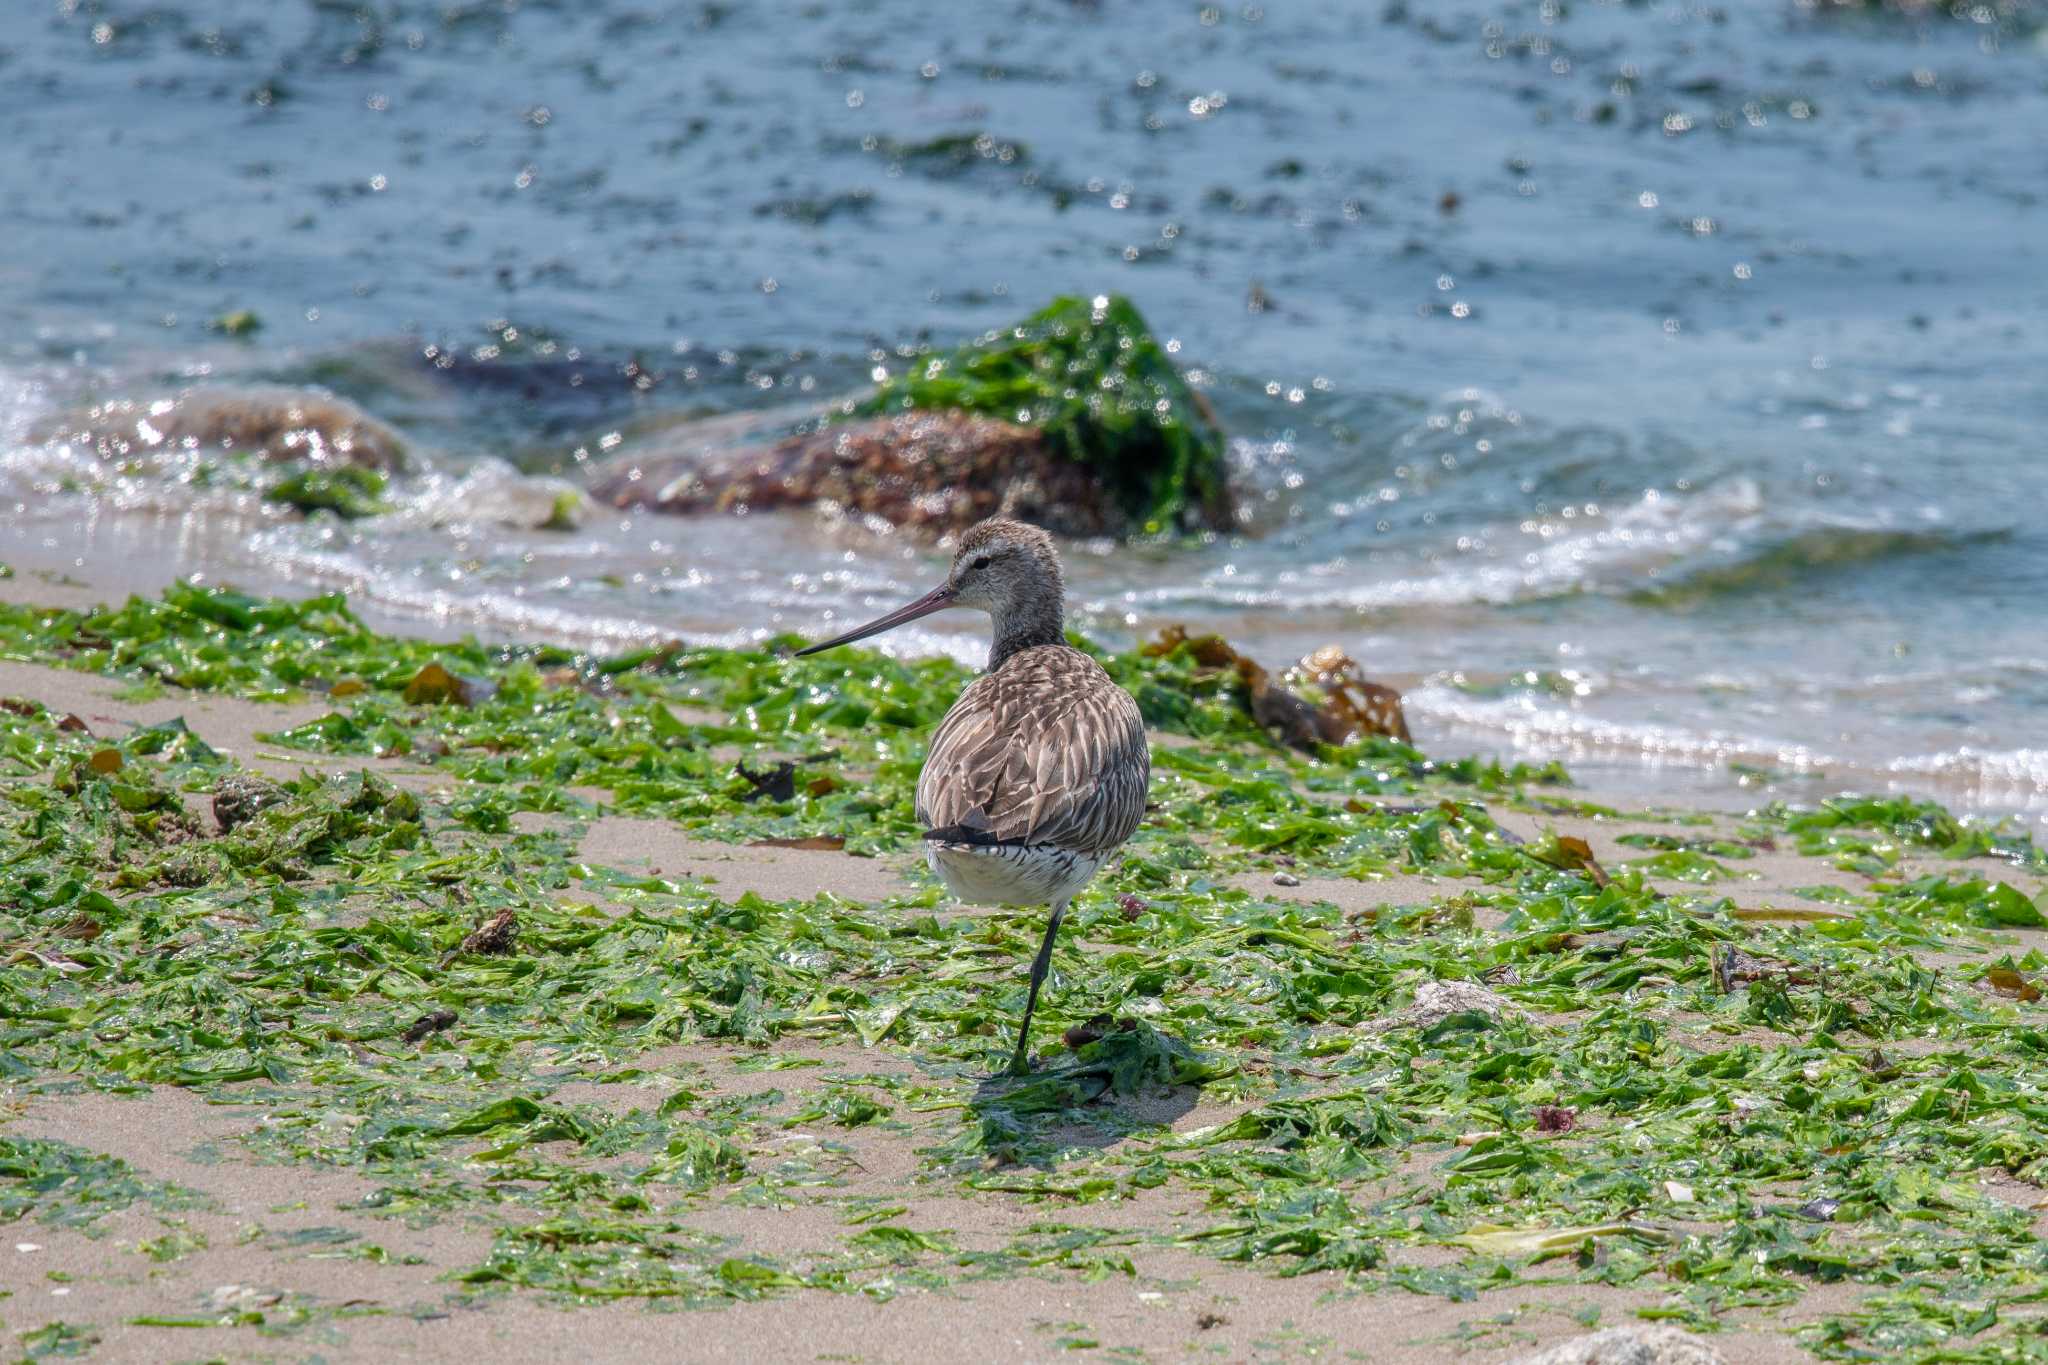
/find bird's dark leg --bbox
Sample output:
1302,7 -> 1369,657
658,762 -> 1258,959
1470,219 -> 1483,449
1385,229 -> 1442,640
1006,900 -> 1069,1077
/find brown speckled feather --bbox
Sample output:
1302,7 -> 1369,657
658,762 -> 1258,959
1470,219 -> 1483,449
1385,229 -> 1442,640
916,644 -> 1149,857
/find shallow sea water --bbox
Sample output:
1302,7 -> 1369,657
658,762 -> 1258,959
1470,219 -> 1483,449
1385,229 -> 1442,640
1,0 -> 2045,819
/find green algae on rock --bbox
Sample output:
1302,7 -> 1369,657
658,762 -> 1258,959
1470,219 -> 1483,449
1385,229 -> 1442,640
262,465 -> 390,520
856,293 -> 1232,536
587,295 -> 1233,538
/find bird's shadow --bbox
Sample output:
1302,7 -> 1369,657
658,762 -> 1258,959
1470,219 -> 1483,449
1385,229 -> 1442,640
963,1023 -> 1224,1169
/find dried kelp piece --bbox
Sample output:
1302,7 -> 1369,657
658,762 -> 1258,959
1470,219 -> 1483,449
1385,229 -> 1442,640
1528,833 -> 1612,888
1245,663 -> 1327,752
736,760 -> 797,803
1142,627 -> 1410,753
403,662 -> 497,706
401,1009 -> 458,1043
747,835 -> 846,851
1984,966 -> 2044,1003
1284,645 -> 1412,744
55,912 -> 103,942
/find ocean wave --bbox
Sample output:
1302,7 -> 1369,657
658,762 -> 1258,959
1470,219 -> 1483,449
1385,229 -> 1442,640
1627,524 -> 2010,609
1410,684 -> 2048,815
1116,478 -> 1766,613
1405,683 -> 1837,774
1887,747 -> 2048,793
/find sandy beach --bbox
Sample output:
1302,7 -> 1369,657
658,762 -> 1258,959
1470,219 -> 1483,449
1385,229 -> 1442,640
5,1 -> 2048,1359
3,565 -> 2045,1365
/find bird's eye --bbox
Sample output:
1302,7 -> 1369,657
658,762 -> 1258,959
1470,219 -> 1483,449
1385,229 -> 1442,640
972,555 -> 991,570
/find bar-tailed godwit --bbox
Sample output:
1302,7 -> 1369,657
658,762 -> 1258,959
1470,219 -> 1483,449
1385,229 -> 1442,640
798,518 -> 1150,1074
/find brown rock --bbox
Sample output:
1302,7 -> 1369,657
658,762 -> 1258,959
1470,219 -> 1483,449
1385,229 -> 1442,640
401,1009 -> 458,1043
213,773 -> 286,832
459,909 -> 518,956
588,409 -> 1216,538
40,387 -> 405,471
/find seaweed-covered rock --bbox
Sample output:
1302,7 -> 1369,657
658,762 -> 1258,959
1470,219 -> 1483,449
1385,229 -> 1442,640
588,294 -> 1238,539
40,387 -> 405,471
592,409 -> 1133,538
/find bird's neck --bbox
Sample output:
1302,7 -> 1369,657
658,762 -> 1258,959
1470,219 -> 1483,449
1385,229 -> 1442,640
988,598 -> 1065,671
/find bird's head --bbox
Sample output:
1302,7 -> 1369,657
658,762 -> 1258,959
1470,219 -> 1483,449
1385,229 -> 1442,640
795,517 -> 1064,656
941,518 -> 1063,619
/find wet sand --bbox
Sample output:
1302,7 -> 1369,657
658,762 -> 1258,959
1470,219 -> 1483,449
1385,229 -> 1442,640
1,571 -> 2042,1364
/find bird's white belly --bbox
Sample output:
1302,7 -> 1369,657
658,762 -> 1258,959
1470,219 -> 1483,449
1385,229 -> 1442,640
926,842 -> 1105,907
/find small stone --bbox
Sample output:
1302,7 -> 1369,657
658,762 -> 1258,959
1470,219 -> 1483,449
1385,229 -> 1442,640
1796,1196 -> 1842,1222
43,387 -> 408,471
1371,979 -> 1515,1033
207,1284 -> 284,1312
459,909 -> 518,956
213,773 -> 286,832
1271,871 -> 1302,887
1505,1326 -> 1727,1365
401,1009 -> 458,1044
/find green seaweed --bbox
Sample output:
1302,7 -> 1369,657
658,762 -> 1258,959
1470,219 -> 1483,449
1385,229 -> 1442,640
0,1138 -> 203,1230
854,294 -> 1228,535
263,465 -> 389,519
1,582 -> 2047,1360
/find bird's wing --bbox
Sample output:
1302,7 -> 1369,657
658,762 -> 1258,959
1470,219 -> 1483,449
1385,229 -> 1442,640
915,647 -> 1149,856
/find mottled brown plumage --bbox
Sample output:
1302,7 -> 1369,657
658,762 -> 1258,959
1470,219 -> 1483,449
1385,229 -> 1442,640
916,644 -> 1148,857
796,517 -> 1151,1074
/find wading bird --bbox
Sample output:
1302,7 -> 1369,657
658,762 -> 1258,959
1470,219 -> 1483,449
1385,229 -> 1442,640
797,518 -> 1150,1074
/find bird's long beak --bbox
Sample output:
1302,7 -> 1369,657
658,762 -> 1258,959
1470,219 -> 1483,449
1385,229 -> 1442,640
795,583 -> 956,656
